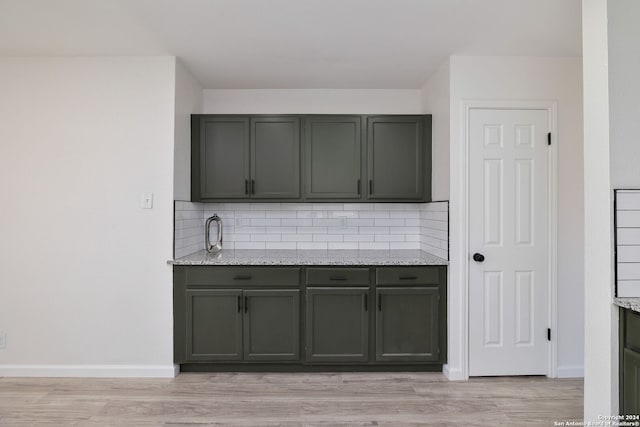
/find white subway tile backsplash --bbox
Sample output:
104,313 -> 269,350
266,226 -> 297,234
174,201 -> 449,261
235,242 -> 266,250
359,226 -> 389,234
249,218 -> 281,226
313,234 -> 344,242
390,242 -> 421,250
297,242 -> 328,250
250,234 -> 281,242
297,226 -> 328,234
282,218 -> 313,227
313,218 -> 343,227
374,219 -> 404,227
266,242 -> 297,250
359,242 -> 390,250
281,234 -> 313,242
328,242 -> 359,250
375,234 -> 405,242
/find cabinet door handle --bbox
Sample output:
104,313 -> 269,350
251,180 -> 255,195
369,179 -> 373,195
244,180 -> 249,195
237,295 -> 242,312
233,275 -> 252,280
399,276 -> 418,280
244,296 -> 249,313
364,294 -> 368,311
357,179 -> 361,195
329,276 -> 347,281
378,294 -> 382,311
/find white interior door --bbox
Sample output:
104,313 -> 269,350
468,108 -> 549,376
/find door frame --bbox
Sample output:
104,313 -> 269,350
458,100 -> 558,378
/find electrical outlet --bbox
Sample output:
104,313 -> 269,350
0,332 -> 6,349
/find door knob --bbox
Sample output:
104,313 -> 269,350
473,253 -> 485,262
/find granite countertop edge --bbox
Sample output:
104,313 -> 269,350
169,249 -> 448,266
614,297 -> 640,314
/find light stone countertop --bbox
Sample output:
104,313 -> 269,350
169,249 -> 448,266
614,297 -> 640,314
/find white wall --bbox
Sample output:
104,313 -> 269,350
446,56 -> 585,379
203,89 -> 422,114
608,0 -> 640,189
0,57 -> 177,377
582,0 -> 616,417
174,60 -> 203,201
421,59 -> 451,201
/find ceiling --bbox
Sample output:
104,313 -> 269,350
0,0 -> 582,89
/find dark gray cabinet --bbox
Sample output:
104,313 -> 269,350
367,116 -> 430,200
620,307 -> 640,414
306,287 -> 369,362
304,116 -> 362,199
244,289 -> 300,361
186,289 -> 243,361
174,265 -> 446,369
192,115 -> 301,201
193,116 -> 250,199
191,114 -> 432,202
251,117 -> 301,199
375,287 -> 439,362
184,289 -> 299,363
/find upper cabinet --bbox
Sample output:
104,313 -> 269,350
193,116 -> 250,199
250,117 -> 301,199
367,116 -> 430,201
192,115 -> 301,201
305,116 -> 362,200
191,114 -> 431,202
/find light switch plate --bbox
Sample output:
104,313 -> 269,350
141,193 -> 153,209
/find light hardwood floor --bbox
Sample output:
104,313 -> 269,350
0,373 -> 583,426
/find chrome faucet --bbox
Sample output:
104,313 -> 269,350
205,214 -> 223,253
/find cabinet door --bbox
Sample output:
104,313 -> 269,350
367,116 -> 423,200
186,289 -> 243,361
623,348 -> 640,415
243,289 -> 300,361
305,287 -> 369,362
250,117 -> 301,199
305,116 -> 362,199
197,116 -> 250,199
375,287 -> 439,362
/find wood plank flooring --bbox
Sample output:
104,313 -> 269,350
0,373 -> 583,426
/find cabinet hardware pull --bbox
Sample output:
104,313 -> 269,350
399,276 -> 417,280
244,180 -> 248,195
237,295 -> 242,312
369,179 -> 373,195
364,294 -> 368,311
251,180 -> 255,194
233,275 -> 252,280
357,179 -> 361,195
329,276 -> 347,281
378,294 -> 382,311
244,296 -> 249,313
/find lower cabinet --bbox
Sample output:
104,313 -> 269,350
243,290 -> 300,361
621,307 -> 640,415
306,287 -> 369,362
375,287 -> 439,362
185,288 -> 299,363
174,265 -> 446,369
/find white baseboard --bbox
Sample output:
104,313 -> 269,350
443,364 -> 467,381
556,365 -> 584,378
0,364 -> 179,378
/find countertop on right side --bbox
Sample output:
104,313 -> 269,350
614,297 -> 640,313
